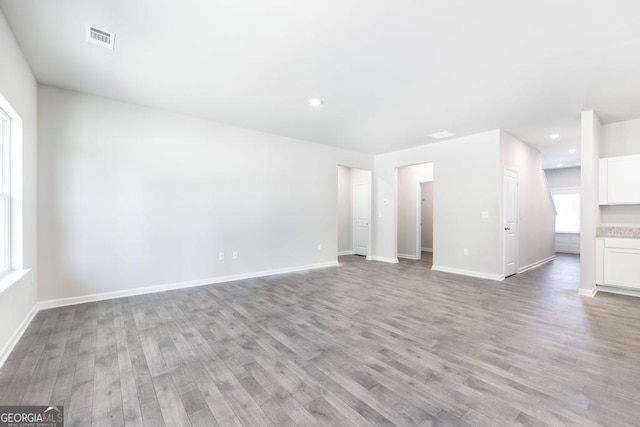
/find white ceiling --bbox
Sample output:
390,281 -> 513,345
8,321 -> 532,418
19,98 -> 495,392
3,0 -> 640,168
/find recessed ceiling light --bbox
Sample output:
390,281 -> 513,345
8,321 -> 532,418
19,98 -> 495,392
308,98 -> 324,107
557,163 -> 564,167
428,131 -> 456,139
550,134 -> 560,139
568,148 -> 577,153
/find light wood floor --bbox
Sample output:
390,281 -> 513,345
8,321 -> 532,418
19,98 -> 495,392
1,253 -> 639,426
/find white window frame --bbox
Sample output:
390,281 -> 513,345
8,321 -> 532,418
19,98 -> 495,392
551,187 -> 581,234
0,93 -> 27,292
0,108 -> 10,277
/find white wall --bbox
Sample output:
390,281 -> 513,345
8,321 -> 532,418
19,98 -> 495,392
0,11 -> 38,362
397,163 -> 433,259
545,167 -> 581,254
374,130 -> 503,276
545,167 -> 581,189
600,117 -> 640,158
580,110 -> 601,293
600,118 -> 640,225
38,86 -> 372,301
420,182 -> 433,251
500,131 -> 556,271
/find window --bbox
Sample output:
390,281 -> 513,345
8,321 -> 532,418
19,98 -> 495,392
0,108 -> 9,275
0,93 -> 25,288
551,190 -> 580,233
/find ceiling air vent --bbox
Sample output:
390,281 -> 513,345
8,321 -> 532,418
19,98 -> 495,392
86,24 -> 115,49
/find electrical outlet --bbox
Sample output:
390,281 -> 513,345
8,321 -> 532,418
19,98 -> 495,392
218,252 -> 224,261
232,251 -> 238,259
463,248 -> 469,256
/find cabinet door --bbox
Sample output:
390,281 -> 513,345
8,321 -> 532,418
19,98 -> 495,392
607,155 -> 640,204
596,238 -> 604,285
604,247 -> 640,289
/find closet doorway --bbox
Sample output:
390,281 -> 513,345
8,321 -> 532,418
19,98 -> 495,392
396,162 -> 434,261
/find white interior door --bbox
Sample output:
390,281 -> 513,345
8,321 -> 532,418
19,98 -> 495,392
504,169 -> 518,277
353,183 -> 370,256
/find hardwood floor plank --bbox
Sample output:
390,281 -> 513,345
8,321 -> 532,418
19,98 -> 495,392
0,310 -> 61,404
258,398 -> 298,427
187,407 -> 220,427
92,300 -> 125,426
115,300 -> 144,427
304,396 -> 355,426
152,373 -> 191,427
139,331 -> 168,379
185,360 -> 243,427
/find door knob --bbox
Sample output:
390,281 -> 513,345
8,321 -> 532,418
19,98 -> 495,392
504,227 -> 510,231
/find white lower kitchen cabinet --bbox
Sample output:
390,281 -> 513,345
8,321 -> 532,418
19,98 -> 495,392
597,238 -> 640,293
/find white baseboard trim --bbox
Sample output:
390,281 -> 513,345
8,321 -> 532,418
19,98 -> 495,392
366,256 -> 399,264
0,303 -> 38,368
37,261 -> 339,311
556,250 -> 580,254
421,248 -> 433,253
432,265 -> 504,281
337,251 -> 355,256
517,255 -> 556,274
397,253 -> 420,260
578,287 -> 599,297
596,285 -> 640,298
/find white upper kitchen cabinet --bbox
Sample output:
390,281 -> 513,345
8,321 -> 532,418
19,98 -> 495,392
599,154 -> 640,205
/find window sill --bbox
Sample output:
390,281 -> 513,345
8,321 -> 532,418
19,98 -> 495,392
0,269 -> 31,295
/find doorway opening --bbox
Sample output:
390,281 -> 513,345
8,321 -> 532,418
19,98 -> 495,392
337,166 -> 372,258
396,162 -> 434,262
419,181 -> 434,255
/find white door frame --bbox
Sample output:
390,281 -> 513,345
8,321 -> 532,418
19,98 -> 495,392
351,171 -> 372,257
394,162 -> 435,262
503,167 -> 519,277
415,180 -> 433,260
